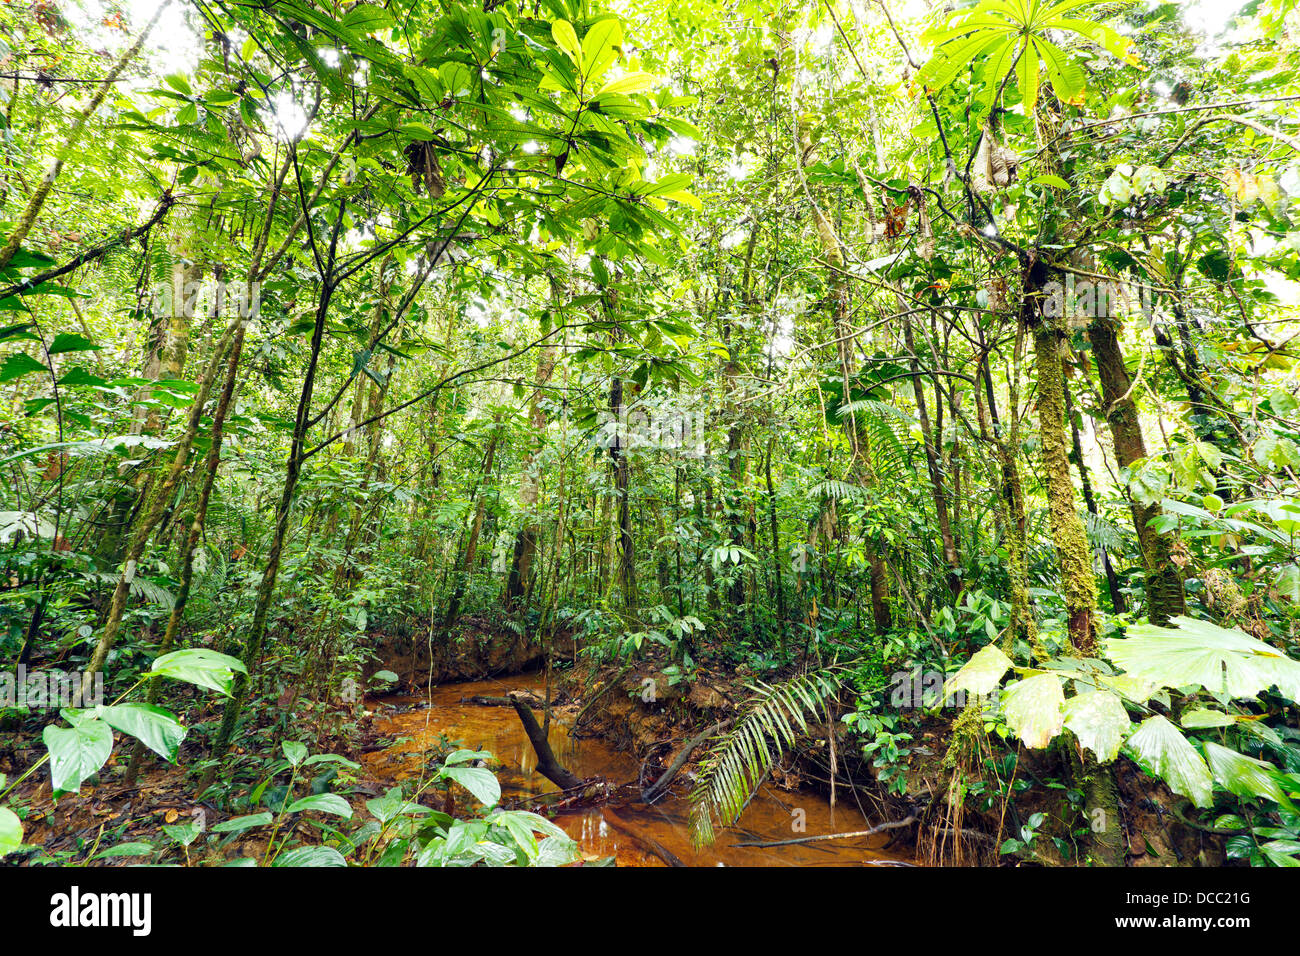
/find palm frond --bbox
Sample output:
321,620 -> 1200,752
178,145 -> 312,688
688,668 -> 843,849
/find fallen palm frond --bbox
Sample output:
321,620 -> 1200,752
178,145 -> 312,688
688,667 -> 845,849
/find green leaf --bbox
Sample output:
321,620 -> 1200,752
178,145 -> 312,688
945,644 -> 1013,700
581,18 -> 622,80
43,716 -> 113,793
1062,690 -> 1130,763
1002,673 -> 1065,748
1125,715 -> 1214,808
1275,564 -> 1300,602
282,741 -> 308,767
1028,174 -> 1070,190
0,806 -> 21,858
149,648 -> 247,696
274,845 -> 347,866
341,3 -> 394,34
94,841 -> 155,858
211,812 -> 273,834
440,765 -> 501,807
596,72 -> 656,97
552,19 -> 582,66
286,793 -> 353,818
1016,37 -> 1039,113
1203,741 -> 1295,810
1106,616 -> 1300,702
443,748 -> 492,766
0,352 -> 47,382
96,703 -> 186,762
162,822 -> 201,846
47,333 -> 100,355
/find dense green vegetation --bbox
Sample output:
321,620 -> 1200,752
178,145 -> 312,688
2,0 -> 1300,868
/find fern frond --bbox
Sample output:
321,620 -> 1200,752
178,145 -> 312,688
688,668 -> 844,849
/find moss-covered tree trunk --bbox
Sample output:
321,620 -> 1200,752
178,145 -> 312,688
1026,269 -> 1098,655
1089,318 -> 1186,624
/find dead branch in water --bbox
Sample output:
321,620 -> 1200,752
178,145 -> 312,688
729,815 -> 917,849
509,692 -> 584,790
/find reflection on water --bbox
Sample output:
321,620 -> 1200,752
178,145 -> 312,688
361,673 -> 912,867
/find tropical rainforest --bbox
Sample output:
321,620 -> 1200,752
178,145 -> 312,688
1,0 -> 1300,871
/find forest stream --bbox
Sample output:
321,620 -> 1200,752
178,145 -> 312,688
361,674 -> 912,867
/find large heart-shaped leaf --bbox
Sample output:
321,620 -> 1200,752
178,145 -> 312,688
149,648 -> 247,696
944,644 -> 1013,701
273,845 -> 347,867
96,703 -> 186,762
43,715 -> 113,792
0,806 -> 22,858
440,766 -> 501,807
287,793 -> 353,819
1203,741 -> 1295,811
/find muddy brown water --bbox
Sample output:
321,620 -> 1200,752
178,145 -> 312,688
361,673 -> 913,867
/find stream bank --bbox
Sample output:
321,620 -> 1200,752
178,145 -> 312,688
361,669 -> 914,866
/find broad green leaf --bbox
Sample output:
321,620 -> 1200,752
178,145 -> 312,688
274,845 -> 347,867
1028,174 -> 1070,190
1002,673 -> 1065,748
287,793 -> 353,818
944,643 -> 1013,700
0,352 -> 47,382
1107,616 -> 1300,702
43,717 -> 113,792
1125,715 -> 1213,807
96,703 -> 186,762
1033,37 -> 1085,104
0,806 -> 21,858
1203,741 -> 1295,810
440,765 -> 501,807
1062,690 -> 1130,763
94,841 -> 154,858
581,18 -> 622,80
211,812 -> 273,834
341,3 -> 394,34
552,20 -> 582,66
282,741 -> 308,767
149,648 -> 247,696
47,333 -> 99,355
1275,564 -> 1300,602
443,748 -> 492,766
162,822 -> 201,847
1180,709 -> 1236,729
1016,37 -> 1039,112
596,72 -> 656,97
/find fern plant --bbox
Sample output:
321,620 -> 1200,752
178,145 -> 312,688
688,668 -> 844,848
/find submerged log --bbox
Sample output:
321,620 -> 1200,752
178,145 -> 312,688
463,692 -> 548,708
509,692 -> 584,790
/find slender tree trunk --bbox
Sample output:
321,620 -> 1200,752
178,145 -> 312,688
1088,318 -> 1185,623
1064,382 -> 1126,614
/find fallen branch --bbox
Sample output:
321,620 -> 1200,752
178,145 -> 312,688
462,693 -> 549,708
729,815 -> 917,849
508,692 -> 584,790
641,719 -> 730,804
